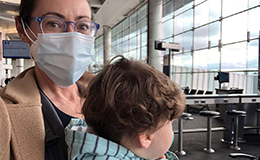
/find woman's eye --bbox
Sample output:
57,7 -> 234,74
46,21 -> 60,28
41,17 -> 66,32
78,23 -> 90,31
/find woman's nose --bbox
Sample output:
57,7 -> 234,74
66,24 -> 75,32
66,22 -> 75,32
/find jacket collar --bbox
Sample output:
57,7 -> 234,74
5,67 -> 41,105
4,67 -> 45,160
5,67 -> 94,105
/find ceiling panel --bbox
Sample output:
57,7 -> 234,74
94,0 -> 145,37
0,0 -> 145,39
0,0 -> 19,39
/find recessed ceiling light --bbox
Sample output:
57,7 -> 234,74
6,10 -> 19,15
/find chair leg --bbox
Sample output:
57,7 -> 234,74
257,112 -> 260,135
204,117 -> 215,153
175,118 -> 186,156
230,116 -> 241,150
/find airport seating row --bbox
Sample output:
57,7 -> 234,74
183,87 -> 213,95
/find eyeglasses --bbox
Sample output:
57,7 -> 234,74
29,16 -> 100,37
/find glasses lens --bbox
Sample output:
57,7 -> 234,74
41,17 -> 66,33
76,21 -> 97,36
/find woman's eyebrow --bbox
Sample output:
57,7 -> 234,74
76,16 -> 91,21
42,12 -> 65,19
41,13 -> 91,21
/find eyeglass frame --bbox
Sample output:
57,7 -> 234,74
29,16 -> 100,36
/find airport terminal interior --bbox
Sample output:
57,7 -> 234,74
0,0 -> 260,159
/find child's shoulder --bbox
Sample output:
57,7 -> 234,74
165,151 -> 179,160
65,118 -> 88,136
65,118 -> 87,130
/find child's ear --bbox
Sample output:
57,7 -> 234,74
138,132 -> 153,149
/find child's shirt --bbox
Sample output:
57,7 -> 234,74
65,118 -> 179,160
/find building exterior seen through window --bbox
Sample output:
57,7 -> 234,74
94,0 -> 260,94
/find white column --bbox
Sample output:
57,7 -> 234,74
103,25 -> 111,65
148,0 -> 163,72
16,59 -> 24,74
6,58 -> 12,78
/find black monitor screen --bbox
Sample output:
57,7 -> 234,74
219,72 -> 229,83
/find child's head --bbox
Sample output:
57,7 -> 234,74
82,55 -> 186,159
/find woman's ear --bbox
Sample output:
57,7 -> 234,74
15,16 -> 30,43
138,132 -> 153,149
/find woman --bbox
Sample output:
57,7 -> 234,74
0,0 -> 99,159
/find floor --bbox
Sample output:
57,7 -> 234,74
169,107 -> 260,160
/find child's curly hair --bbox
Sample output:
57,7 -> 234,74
82,55 -> 186,144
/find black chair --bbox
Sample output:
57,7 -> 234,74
186,89 -> 196,113
205,91 -> 213,95
195,90 -> 211,112
186,89 -> 210,113
189,89 -> 197,95
197,90 -> 204,95
196,90 -> 210,112
183,87 -> 190,95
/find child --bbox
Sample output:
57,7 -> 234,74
65,55 -> 186,160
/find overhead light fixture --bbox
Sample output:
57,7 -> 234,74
6,10 -> 19,16
3,28 -> 17,34
0,15 -> 15,23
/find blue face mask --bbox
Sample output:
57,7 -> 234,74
31,32 -> 95,87
21,19 -> 95,88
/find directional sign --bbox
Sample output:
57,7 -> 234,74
2,40 -> 30,59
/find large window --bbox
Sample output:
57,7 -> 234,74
94,0 -> 259,94
95,3 -> 148,63
92,36 -> 104,72
162,0 -> 259,94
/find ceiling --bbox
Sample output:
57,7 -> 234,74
0,0 -> 19,39
0,0 -> 146,40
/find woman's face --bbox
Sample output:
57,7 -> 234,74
25,0 -> 91,42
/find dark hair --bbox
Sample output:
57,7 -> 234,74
18,0 -> 92,25
18,0 -> 37,25
82,55 -> 186,144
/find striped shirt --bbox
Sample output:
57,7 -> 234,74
65,119 -> 179,160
